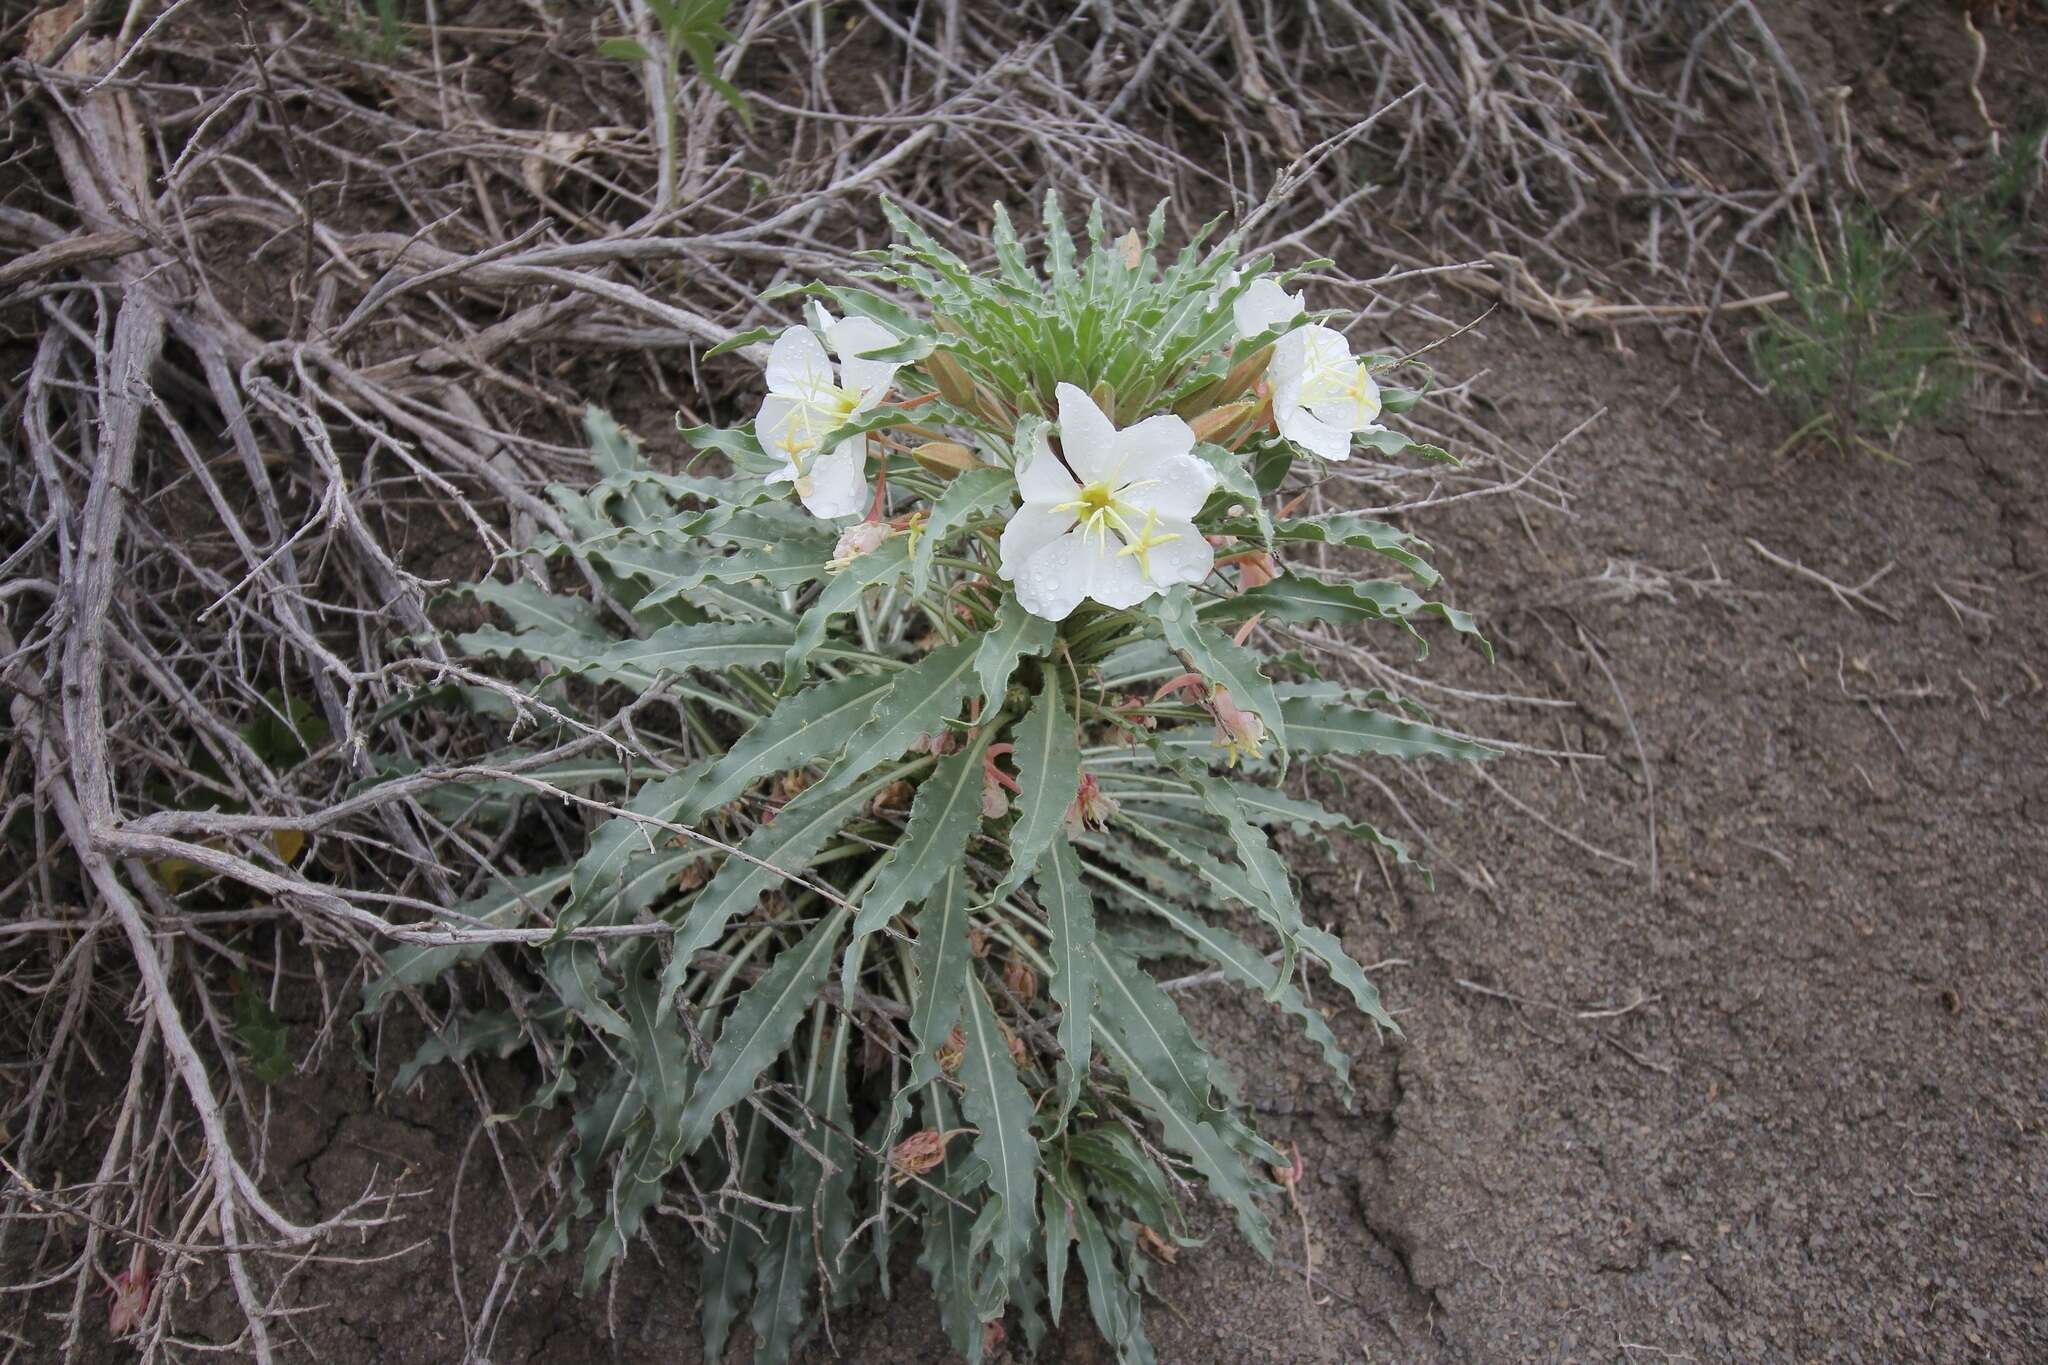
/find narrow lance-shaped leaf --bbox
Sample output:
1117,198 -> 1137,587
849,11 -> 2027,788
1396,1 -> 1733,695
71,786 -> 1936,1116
679,670 -> 895,821
1279,693 -> 1496,763
915,1083 -> 992,1365
840,732 -> 991,1008
1070,1183 -> 1160,1365
659,761 -> 919,1008
993,671 -> 1081,899
958,974 -> 1040,1285
1037,838 -> 1096,1126
813,638 -> 981,797
1149,755 -> 1301,993
359,868 -> 569,1021
669,907 -> 849,1160
899,868 -> 971,1114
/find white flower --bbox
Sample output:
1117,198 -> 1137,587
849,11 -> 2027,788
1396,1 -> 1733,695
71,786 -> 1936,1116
998,384 -> 1217,622
1233,277 -> 1382,463
757,306 -> 900,519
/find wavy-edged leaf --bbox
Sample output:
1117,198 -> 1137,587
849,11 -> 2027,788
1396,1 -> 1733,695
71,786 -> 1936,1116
1279,693 -> 1496,762
1091,1018 -> 1272,1258
784,533 -> 912,685
567,770 -> 700,926
670,908 -> 848,1159
902,868 -> 972,1105
910,466 -> 1012,595
915,1082 -> 992,1365
1070,1185 -> 1160,1365
1214,512 -> 1439,585
1206,574 -> 1489,659
457,621 -> 800,691
750,1004 -> 856,1364
994,671 -> 1081,897
814,638 -> 979,796
680,671 -> 896,821
1295,922 -> 1398,1034
959,974 -> 1039,1283
620,943 -> 698,1164
661,762 -> 915,1004
458,578 -> 607,638
1038,838 -> 1096,1125
842,735 -> 989,1004
974,594 -> 1055,707
1084,852 -> 1356,1100
1156,588 -> 1287,757
1147,758 -> 1301,991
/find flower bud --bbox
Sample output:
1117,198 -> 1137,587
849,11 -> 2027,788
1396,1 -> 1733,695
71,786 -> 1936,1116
922,348 -> 977,408
910,440 -> 979,480
1189,400 -> 1257,444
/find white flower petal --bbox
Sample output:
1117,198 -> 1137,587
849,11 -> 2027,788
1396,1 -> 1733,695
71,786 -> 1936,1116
766,325 -> 833,396
1120,453 -> 1217,521
798,437 -> 869,519
1054,382 -> 1122,484
1071,527 -> 1152,609
1306,370 -> 1382,433
1233,277 -> 1302,341
1012,532 -> 1094,621
1277,404 -> 1353,461
1136,516 -> 1213,589
998,503 -> 1077,580
1270,328 -> 1310,413
757,393 -> 822,465
1111,413 -> 1197,485
827,316 -> 900,401
1016,425 -> 1079,505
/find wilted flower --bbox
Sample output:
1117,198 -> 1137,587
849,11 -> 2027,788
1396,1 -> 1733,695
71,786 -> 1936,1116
1003,956 -> 1039,1002
828,519 -> 893,570
758,305 -> 900,519
937,1024 -> 967,1073
889,1128 -> 967,1184
1064,772 -> 1120,837
998,384 -> 1216,622
1209,686 -> 1266,767
982,743 -> 1020,819
1233,277 -> 1381,462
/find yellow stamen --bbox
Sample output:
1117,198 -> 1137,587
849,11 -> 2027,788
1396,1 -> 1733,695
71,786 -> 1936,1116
1115,506 -> 1182,579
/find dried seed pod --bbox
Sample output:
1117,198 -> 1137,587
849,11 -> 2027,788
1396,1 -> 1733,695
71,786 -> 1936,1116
967,928 -> 991,959
1003,956 -> 1039,1003
871,779 -> 914,815
999,1019 -> 1029,1070
937,1025 -> 966,1075
910,440 -> 978,480
1188,399 -> 1257,444
922,348 -> 976,408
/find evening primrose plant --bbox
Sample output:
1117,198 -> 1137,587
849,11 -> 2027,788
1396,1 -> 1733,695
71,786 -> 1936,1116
365,196 -> 1492,1364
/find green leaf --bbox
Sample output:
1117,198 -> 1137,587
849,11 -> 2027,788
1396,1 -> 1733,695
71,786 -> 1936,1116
232,978 -> 290,1084
902,868 -> 972,1103
597,35 -> 653,62
456,621 -> 803,692
1219,512 -> 1440,585
1149,758 -> 1301,991
547,940 -> 630,1039
662,762 -> 917,1006
1037,839 -> 1097,1126
457,578 -> 607,639
911,466 -> 1013,595
680,671 -> 896,820
620,944 -> 698,1164
1071,1192 -> 1159,1365
705,324 -> 777,359
813,638 -> 980,796
1041,1176 -> 1074,1328
974,594 -> 1055,707
670,908 -> 848,1159
840,734 -> 990,1007
1207,574 -> 1489,659
1157,588 -> 1287,758
1295,922 -> 1399,1035
959,974 -> 1039,1283
993,672 -> 1081,899
700,1106 -> 771,1362
1091,1014 -> 1272,1258
1279,693 -> 1496,762
784,533 -> 912,685
915,1084 -> 993,1365
395,1009 -> 524,1091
